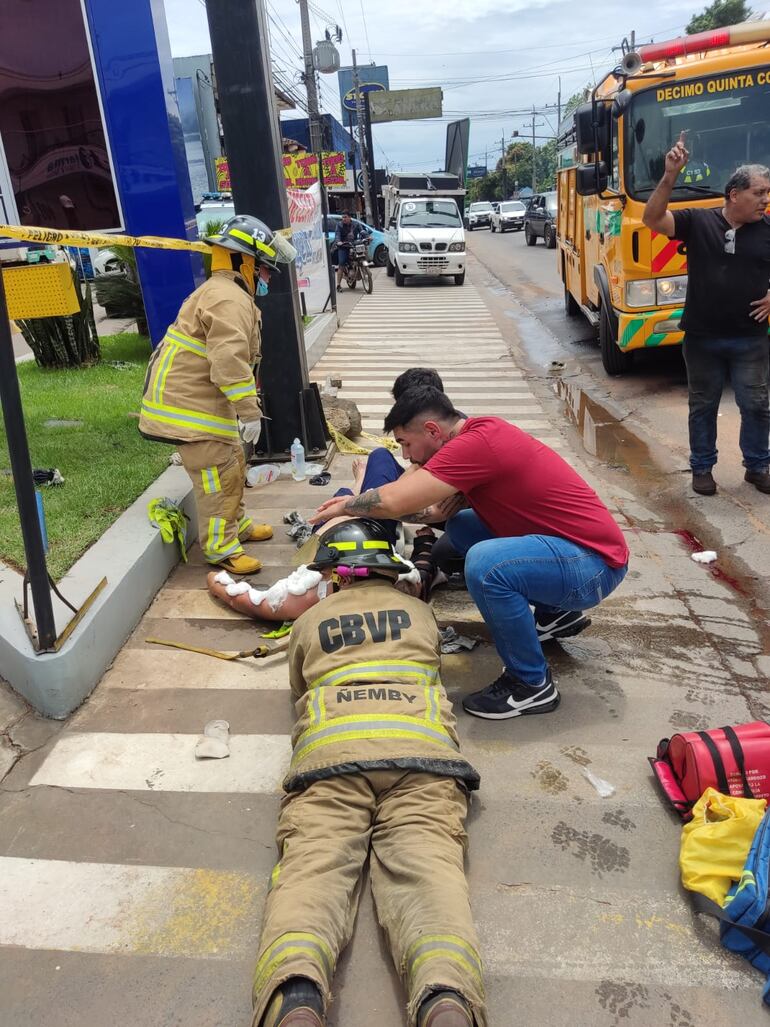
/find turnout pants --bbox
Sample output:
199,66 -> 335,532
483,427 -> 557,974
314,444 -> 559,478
178,440 -> 254,564
252,769 -> 486,1027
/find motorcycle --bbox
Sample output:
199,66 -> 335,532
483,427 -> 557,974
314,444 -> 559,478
344,239 -> 373,294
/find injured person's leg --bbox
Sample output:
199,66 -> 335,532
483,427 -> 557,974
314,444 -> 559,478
207,566 -> 332,622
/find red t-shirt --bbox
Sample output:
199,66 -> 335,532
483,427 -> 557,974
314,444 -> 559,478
424,417 -> 629,568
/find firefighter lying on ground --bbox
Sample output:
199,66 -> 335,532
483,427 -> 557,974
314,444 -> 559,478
139,214 -> 296,575
252,517 -> 486,1027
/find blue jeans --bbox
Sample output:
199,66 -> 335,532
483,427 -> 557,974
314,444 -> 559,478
683,334 -> 770,472
447,510 -> 627,687
318,448 -> 403,544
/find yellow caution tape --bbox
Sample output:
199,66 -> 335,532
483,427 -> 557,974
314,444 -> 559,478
0,222 -> 294,253
325,421 -> 400,455
0,223 -> 212,254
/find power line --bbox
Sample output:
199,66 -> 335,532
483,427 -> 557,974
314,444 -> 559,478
358,0 -> 372,62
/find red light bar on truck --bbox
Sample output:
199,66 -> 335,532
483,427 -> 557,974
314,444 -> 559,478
639,20 -> 770,63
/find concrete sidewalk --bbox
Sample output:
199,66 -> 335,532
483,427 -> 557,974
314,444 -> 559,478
1,270 -> 768,1026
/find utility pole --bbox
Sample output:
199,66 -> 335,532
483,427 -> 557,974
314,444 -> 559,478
352,49 -> 374,223
297,0 -> 336,311
525,107 -> 545,192
500,133 -> 506,200
298,0 -> 322,153
557,75 -> 562,129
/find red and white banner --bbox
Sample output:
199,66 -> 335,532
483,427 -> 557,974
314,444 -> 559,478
288,182 -> 328,313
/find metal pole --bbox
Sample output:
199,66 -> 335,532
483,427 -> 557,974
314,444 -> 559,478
206,0 -> 323,455
0,270 -> 57,649
348,109 -> 360,215
316,140 -> 337,314
557,75 -> 562,129
352,50 -> 374,224
363,93 -> 379,229
298,0 -> 323,154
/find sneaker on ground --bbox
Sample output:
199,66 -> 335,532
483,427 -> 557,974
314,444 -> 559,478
462,668 -> 560,720
535,609 -> 591,642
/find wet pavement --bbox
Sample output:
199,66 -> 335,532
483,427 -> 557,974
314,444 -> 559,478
1,266 -> 770,1026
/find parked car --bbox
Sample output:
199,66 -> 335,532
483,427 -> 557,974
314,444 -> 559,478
491,200 -> 526,233
524,191 -> 558,248
196,201 -> 236,236
325,214 -> 388,267
467,201 -> 493,230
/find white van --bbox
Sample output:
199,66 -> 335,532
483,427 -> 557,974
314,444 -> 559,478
385,197 -> 466,287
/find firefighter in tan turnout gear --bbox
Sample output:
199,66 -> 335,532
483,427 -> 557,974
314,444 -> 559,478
253,519 -> 486,1027
139,214 -> 296,575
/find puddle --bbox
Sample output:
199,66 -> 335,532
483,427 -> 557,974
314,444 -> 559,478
555,379 -> 660,482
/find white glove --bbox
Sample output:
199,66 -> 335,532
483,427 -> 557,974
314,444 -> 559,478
240,419 -> 262,444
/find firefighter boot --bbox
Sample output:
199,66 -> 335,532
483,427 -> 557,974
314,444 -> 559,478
220,554 -> 262,575
244,523 -> 274,542
418,990 -> 474,1027
260,977 -> 324,1027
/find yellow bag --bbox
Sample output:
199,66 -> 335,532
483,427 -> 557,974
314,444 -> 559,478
680,787 -> 767,906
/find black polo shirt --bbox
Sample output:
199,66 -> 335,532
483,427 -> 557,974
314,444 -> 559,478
670,207 -> 770,338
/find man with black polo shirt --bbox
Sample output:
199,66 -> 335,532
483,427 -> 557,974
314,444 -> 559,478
643,133 -> 770,496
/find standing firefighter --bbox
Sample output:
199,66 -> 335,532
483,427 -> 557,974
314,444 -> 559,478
253,518 -> 486,1027
139,215 -> 296,574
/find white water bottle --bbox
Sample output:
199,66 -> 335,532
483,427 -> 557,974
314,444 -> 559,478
290,438 -> 306,481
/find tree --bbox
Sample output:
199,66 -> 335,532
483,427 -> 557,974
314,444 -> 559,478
686,0 -> 750,33
563,88 -> 590,120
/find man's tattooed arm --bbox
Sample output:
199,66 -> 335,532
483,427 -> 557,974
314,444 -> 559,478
342,489 -> 387,517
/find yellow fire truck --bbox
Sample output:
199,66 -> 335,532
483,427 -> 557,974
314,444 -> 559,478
557,20 -> 770,374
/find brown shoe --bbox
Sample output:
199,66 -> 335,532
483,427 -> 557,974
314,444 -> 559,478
418,991 -> 473,1027
692,470 -> 716,495
745,468 -> 770,494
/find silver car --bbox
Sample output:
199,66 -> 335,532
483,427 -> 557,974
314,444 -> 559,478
491,200 -> 526,234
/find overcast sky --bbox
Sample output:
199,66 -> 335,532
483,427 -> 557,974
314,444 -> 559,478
164,0 -> 713,171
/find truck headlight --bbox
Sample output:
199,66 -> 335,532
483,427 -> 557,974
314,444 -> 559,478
398,242 -> 418,253
448,242 -> 465,252
656,275 -> 687,305
625,279 -> 655,308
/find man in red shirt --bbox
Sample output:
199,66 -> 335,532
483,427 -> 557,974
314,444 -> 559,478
311,387 -> 629,720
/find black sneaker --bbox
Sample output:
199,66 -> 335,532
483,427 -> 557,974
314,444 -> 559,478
535,609 -> 591,642
462,668 -> 560,720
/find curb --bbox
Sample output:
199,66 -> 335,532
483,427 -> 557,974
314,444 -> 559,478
0,466 -> 197,718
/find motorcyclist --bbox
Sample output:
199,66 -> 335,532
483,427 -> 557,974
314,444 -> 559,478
334,211 -> 370,291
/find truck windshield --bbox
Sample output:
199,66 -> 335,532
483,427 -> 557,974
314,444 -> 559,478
501,202 -> 525,212
470,203 -> 493,211
625,68 -> 770,199
400,200 -> 462,227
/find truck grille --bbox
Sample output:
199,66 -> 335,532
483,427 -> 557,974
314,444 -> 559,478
435,242 -> 447,251
417,242 -> 449,252
417,256 -> 449,270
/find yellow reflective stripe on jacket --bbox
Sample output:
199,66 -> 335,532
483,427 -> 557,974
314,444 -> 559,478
220,379 -> 257,402
166,327 -> 207,356
311,660 -> 438,690
254,931 -> 333,995
406,934 -> 484,986
201,466 -> 222,495
141,398 -> 239,438
292,713 -> 458,764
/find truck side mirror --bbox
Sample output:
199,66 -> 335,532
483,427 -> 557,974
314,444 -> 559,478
576,162 -> 609,197
575,101 -> 610,157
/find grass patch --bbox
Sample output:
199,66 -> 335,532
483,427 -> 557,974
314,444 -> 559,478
0,333 -> 173,580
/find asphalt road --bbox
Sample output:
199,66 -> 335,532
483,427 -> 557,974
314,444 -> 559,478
466,223 -> 770,610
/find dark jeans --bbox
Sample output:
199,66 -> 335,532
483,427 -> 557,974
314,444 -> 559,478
319,448 -> 403,544
683,333 -> 770,473
447,510 -> 627,685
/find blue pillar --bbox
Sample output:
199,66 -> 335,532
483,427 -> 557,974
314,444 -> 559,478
84,0 -> 203,346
